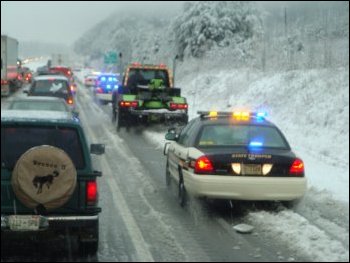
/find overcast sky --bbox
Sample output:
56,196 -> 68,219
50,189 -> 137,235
1,1 -> 185,45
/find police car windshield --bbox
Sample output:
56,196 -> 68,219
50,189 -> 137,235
197,124 -> 289,149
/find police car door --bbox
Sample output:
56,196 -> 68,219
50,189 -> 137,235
170,120 -> 196,182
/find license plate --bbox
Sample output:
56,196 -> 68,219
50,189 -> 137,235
242,164 -> 262,175
8,215 -> 41,231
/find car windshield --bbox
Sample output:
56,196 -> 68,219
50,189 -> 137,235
128,69 -> 169,86
31,79 -> 69,94
1,126 -> 85,169
197,124 -> 289,149
8,101 -> 68,111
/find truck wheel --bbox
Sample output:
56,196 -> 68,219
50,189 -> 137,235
116,109 -> 124,132
112,108 -> 116,123
165,161 -> 171,187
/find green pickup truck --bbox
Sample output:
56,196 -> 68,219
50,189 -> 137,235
1,110 -> 105,255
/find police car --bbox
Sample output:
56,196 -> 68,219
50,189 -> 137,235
164,111 -> 307,206
94,73 -> 119,105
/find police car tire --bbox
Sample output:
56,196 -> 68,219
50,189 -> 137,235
178,181 -> 187,207
165,162 -> 171,187
12,145 -> 77,210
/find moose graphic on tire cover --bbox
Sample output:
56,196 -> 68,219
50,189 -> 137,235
32,170 -> 60,194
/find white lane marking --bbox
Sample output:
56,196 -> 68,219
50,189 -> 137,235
79,103 -> 154,262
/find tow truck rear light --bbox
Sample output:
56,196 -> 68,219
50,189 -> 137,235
67,97 -> 74,105
1,79 -> 8,85
86,181 -> 98,205
96,87 -> 103,93
120,101 -> 138,108
194,156 -> 214,174
170,103 -> 188,110
289,159 -> 304,175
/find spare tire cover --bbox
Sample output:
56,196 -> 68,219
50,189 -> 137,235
12,145 -> 77,210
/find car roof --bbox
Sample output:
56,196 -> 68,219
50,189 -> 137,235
1,110 -> 78,125
33,75 -> 69,81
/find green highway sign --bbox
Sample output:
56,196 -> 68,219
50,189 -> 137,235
104,51 -> 117,64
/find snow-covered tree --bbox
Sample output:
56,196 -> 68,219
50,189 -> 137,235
172,1 -> 263,59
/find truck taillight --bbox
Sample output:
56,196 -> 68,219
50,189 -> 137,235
87,181 -> 98,205
120,101 -> 138,108
194,156 -> 214,174
1,79 -> 9,85
289,159 -> 304,176
96,87 -> 103,93
170,103 -> 188,110
67,97 -> 74,105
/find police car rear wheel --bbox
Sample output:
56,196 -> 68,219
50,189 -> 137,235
165,162 -> 171,187
178,181 -> 187,207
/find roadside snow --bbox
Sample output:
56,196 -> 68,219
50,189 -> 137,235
248,210 -> 349,262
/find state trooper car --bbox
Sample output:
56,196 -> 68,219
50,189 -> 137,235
164,111 -> 307,207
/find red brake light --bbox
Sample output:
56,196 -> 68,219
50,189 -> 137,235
120,101 -> 138,108
289,159 -> 304,175
170,102 -> 177,110
67,98 -> 74,105
87,181 -> 97,205
194,156 -> 214,174
170,103 -> 188,110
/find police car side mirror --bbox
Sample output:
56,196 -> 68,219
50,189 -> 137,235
90,144 -> 105,155
165,132 -> 178,141
168,127 -> 177,133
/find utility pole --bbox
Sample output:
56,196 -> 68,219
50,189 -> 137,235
173,55 -> 179,87
284,7 -> 288,37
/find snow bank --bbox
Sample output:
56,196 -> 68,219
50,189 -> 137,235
248,210 -> 349,262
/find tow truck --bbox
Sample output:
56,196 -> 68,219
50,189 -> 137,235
112,63 -> 189,131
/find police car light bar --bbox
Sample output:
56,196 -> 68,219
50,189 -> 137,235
198,111 -> 267,119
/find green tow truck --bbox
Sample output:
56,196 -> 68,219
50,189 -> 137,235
112,63 -> 189,131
